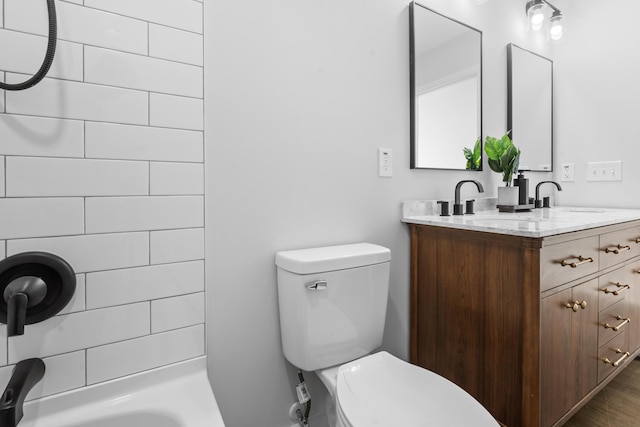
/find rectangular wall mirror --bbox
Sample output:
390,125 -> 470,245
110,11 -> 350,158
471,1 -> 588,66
507,44 -> 553,172
410,2 -> 482,170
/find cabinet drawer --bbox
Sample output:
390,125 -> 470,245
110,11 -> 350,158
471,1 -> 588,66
541,236 -> 599,292
600,226 -> 640,269
598,332 -> 631,383
599,299 -> 629,346
599,268 -> 632,311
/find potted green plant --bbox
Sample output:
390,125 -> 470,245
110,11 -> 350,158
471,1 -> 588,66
463,137 -> 482,170
483,132 -> 521,205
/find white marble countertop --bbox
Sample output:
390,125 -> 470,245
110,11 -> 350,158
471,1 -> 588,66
402,205 -> 640,238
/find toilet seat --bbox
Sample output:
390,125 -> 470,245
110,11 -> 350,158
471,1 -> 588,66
335,352 -> 499,427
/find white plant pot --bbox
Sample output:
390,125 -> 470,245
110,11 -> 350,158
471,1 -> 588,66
498,186 -> 519,206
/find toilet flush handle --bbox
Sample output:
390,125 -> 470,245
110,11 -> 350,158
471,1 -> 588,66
307,280 -> 328,291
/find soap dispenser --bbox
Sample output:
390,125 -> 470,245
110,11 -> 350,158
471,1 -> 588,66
514,170 -> 529,206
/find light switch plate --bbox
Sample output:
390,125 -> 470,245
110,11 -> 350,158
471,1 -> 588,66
586,161 -> 622,181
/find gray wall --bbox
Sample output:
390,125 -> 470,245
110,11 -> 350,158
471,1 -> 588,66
553,0 -> 640,208
204,1 -> 549,426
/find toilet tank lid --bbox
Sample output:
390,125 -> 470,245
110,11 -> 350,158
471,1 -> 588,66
275,243 -> 390,274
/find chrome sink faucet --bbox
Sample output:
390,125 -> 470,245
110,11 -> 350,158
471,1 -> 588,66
454,180 -> 485,215
535,181 -> 563,208
0,358 -> 45,427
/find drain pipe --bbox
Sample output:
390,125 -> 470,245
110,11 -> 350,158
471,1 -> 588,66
295,370 -> 311,427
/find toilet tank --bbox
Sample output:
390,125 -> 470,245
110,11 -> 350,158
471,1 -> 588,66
275,243 -> 391,371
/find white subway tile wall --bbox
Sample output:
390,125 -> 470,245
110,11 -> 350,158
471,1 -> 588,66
86,324 -> 205,385
0,351 -> 86,400
6,157 -> 150,197
5,0 -> 149,55
0,198 -> 84,239
8,232 -> 151,273
0,32 -> 84,81
84,0 -> 203,34
85,122 -> 204,162
150,162 -> 204,195
85,195 -> 204,233
59,275 -> 86,315
84,47 -> 203,97
85,260 -> 204,309
5,76 -> 150,124
151,292 -> 205,333
150,92 -> 204,130
0,0 -> 205,399
9,303 -> 152,362
149,24 -> 204,66
0,115 -> 85,158
150,228 -> 204,265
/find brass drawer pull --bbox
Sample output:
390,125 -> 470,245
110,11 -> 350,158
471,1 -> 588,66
561,256 -> 594,268
604,316 -> 631,331
605,244 -> 631,254
603,349 -> 631,367
565,300 -> 587,312
635,238 -> 640,244
603,283 -> 630,296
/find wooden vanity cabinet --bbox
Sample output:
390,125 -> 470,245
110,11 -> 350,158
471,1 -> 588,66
409,220 -> 640,427
540,279 -> 598,427
626,260 -> 640,353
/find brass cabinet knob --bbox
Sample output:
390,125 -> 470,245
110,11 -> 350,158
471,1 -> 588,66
565,300 -> 587,312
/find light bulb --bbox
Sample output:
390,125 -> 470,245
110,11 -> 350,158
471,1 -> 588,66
549,12 -> 563,40
527,1 -> 545,31
549,23 -> 562,40
530,9 -> 544,30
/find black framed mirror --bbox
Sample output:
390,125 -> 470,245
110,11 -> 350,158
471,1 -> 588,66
507,44 -> 553,172
410,2 -> 483,170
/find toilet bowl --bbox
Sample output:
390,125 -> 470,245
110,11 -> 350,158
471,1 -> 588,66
318,351 -> 498,427
275,243 -> 498,426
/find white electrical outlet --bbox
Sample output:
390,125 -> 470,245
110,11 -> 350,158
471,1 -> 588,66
378,148 -> 392,177
560,163 -> 575,182
586,161 -> 622,182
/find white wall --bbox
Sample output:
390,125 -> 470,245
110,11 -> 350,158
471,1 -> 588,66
0,0 -> 204,400
553,0 -> 640,207
204,1 -> 549,426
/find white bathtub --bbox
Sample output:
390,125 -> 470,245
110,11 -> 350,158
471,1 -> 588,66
20,357 -> 225,427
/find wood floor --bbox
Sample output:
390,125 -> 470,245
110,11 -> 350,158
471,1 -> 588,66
563,358 -> 640,426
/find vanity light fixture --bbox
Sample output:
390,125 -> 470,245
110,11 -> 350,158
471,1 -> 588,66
526,0 -> 564,40
526,0 -> 545,31
549,9 -> 563,40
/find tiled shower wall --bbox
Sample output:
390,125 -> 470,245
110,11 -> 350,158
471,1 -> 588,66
0,0 -> 204,399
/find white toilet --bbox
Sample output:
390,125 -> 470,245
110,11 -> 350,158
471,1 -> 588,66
276,243 -> 498,427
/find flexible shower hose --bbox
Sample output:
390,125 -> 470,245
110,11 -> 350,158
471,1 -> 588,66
0,0 -> 57,91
